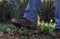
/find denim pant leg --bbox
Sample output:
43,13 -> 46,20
54,0 -> 60,29
23,0 -> 40,24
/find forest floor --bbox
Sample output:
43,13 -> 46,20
0,23 -> 59,39
0,30 -> 60,39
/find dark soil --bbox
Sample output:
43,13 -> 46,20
0,29 -> 59,39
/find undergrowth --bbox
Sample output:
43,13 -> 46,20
0,21 -> 55,33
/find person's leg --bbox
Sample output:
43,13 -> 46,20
50,0 -> 60,37
54,0 -> 60,29
11,0 -> 40,29
23,0 -> 40,24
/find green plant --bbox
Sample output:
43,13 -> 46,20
37,21 -> 55,33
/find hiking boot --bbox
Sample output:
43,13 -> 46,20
49,29 -> 60,38
11,18 -> 37,30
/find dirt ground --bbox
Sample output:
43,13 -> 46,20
0,29 -> 59,39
